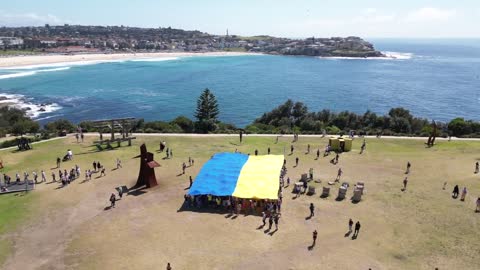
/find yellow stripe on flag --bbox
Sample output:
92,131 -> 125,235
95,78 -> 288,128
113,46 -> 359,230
232,155 -> 283,199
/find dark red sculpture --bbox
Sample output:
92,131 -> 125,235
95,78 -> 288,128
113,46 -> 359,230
135,143 -> 160,188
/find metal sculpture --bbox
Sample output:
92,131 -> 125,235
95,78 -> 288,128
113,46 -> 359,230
135,143 -> 160,188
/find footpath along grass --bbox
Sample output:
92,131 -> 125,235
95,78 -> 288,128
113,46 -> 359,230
0,135 -> 479,269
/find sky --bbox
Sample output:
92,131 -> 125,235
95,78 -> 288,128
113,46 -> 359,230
0,0 -> 479,38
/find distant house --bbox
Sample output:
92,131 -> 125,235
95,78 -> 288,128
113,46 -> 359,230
0,37 -> 24,49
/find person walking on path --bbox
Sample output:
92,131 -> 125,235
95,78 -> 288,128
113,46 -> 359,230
291,145 -> 294,155
109,193 -> 116,208
475,162 -> 479,174
309,203 -> 314,218
51,172 -> 56,182
335,153 -> 339,164
335,168 -> 343,182
452,185 -> 460,199
182,162 -> 186,174
274,214 -> 279,230
116,158 -> 122,169
354,221 -> 361,238
262,211 -> 267,226
348,219 -> 353,232
460,187 -> 467,201
406,162 -> 411,174
41,170 -> 46,182
403,177 -> 408,191
189,176 -> 193,188
268,215 -> 273,230
93,161 -> 97,172
312,230 -> 318,246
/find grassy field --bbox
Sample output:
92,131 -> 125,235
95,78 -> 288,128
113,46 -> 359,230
0,135 -> 479,269
0,50 -> 39,56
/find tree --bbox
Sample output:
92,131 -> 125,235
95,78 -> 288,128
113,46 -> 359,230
195,88 -> 220,132
195,88 -> 219,122
448,118 -> 471,137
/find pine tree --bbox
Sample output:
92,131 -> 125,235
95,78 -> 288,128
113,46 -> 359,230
195,88 -> 219,122
195,88 -> 220,132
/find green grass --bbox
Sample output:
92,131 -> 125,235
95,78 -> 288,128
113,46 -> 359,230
223,47 -> 247,52
0,50 -> 39,56
1,135 -> 480,269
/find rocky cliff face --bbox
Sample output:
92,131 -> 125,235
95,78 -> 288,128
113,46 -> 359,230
259,36 -> 384,58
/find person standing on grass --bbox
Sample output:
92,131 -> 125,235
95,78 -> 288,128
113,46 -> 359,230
312,230 -> 318,246
309,203 -> 315,217
268,147 -> 270,155
354,221 -> 361,237
166,262 -> 172,270
75,133 -> 79,143
93,161 -> 97,172
255,149 -> 258,156
32,171 -> 38,183
100,167 -> 106,177
109,193 -> 116,208
307,144 -> 310,154
460,187 -> 467,201
41,170 -> 46,182
182,162 -> 186,174
348,219 -> 353,232
51,172 -> 56,182
476,197 -> 480,212
406,161 -> 411,174
286,177 -> 290,187
170,149 -> 173,158
403,177 -> 408,190
475,162 -> 479,174
335,153 -> 339,164
291,145 -> 294,154
309,168 -> 314,180
295,157 -> 299,167
316,149 -> 320,159
56,157 -> 61,168
81,133 -> 84,143
452,185 -> 460,198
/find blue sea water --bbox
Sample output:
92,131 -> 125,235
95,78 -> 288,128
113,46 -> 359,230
0,39 -> 479,127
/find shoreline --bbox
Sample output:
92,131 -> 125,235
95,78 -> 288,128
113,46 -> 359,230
0,51 -> 259,68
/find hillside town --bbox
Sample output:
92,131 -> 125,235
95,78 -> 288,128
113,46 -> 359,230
0,24 -> 383,57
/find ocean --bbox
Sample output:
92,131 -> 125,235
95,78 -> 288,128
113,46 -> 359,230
0,39 -> 479,127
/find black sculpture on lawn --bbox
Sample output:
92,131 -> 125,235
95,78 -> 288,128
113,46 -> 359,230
135,143 -> 160,188
426,120 -> 437,147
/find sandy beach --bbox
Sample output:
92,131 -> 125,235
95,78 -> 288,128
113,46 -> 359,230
0,51 -> 257,68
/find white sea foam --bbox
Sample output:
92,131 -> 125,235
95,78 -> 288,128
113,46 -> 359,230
129,57 -> 179,62
0,93 -> 62,118
319,51 -> 413,60
2,57 -> 179,70
0,67 -> 70,80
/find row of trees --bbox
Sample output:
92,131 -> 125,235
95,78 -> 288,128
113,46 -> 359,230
247,99 -> 479,137
2,91 -> 480,140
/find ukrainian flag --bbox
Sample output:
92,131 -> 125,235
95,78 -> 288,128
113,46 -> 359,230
189,153 -> 283,199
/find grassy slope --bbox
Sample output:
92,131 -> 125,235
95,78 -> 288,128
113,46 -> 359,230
0,135 -> 479,269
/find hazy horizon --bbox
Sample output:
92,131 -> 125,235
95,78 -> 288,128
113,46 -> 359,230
1,0 -> 479,38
